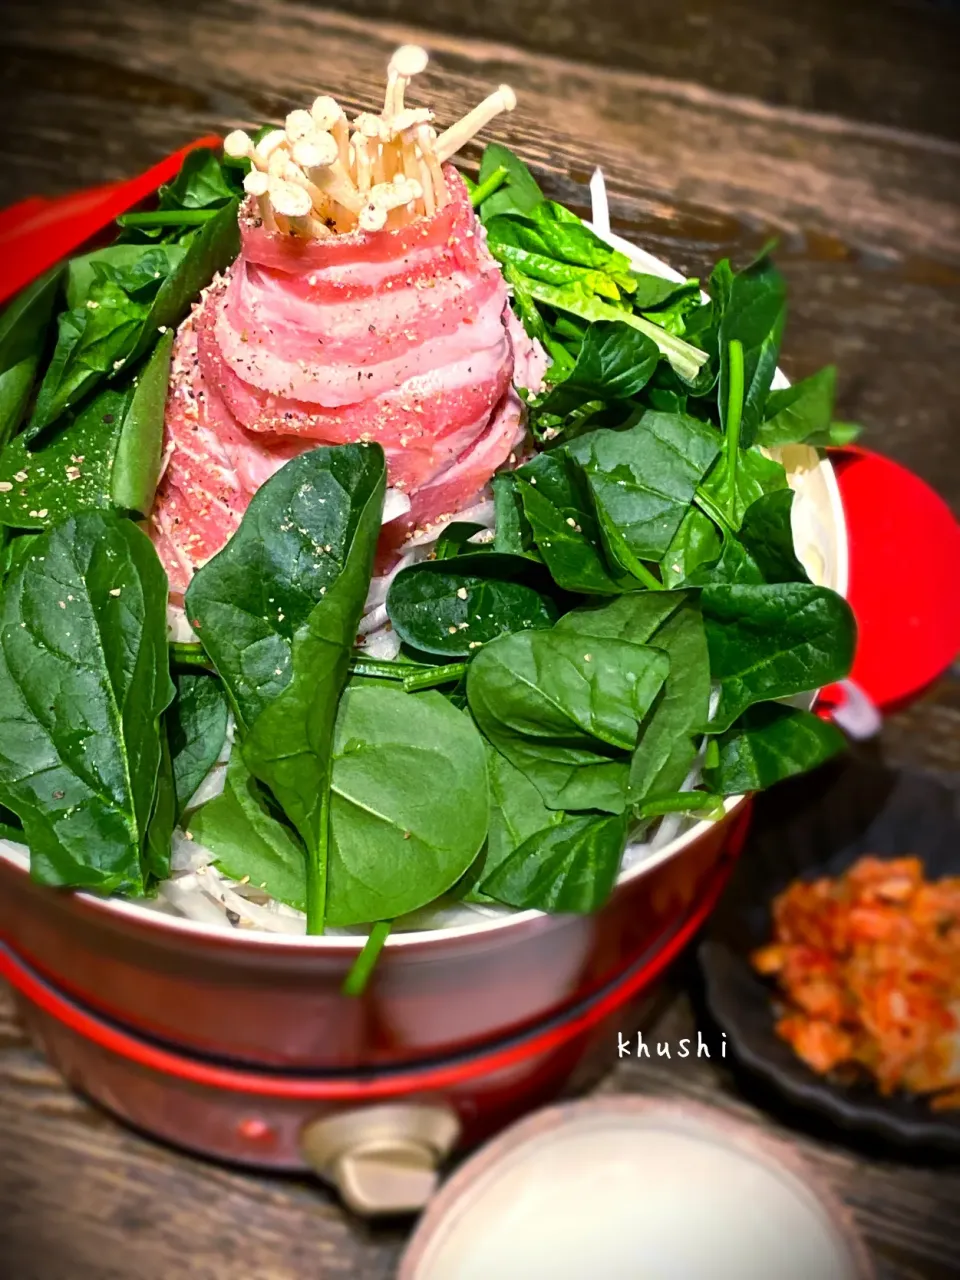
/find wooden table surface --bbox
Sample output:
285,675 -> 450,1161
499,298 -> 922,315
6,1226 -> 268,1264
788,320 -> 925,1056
1,2 -> 959,1277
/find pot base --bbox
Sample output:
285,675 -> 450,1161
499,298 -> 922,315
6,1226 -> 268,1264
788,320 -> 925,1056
1,848 -> 735,1180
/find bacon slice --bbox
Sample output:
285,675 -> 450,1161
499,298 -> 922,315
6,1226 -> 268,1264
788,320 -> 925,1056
151,168 -> 542,597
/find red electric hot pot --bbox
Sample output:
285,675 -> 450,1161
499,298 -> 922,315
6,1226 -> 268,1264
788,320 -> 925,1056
1,142 -> 954,1217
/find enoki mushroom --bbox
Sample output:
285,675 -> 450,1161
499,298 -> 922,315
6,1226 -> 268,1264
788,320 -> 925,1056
223,45 -> 516,238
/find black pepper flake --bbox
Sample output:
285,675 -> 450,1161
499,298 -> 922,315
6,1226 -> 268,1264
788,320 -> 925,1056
102,414 -> 115,424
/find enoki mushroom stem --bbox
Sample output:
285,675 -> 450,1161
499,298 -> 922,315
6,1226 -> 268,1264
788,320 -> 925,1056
228,49 -> 516,239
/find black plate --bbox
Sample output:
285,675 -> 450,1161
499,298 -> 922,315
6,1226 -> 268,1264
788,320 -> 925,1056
699,757 -> 960,1153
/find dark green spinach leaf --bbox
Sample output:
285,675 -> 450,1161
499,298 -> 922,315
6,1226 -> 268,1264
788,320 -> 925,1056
0,267 -> 63,449
326,685 -> 489,926
701,583 -> 857,733
185,444 -> 386,731
462,744 -> 565,904
386,553 -> 557,657
697,444 -> 788,531
191,752 -> 308,911
660,507 -> 722,588
217,446 -> 385,932
476,143 -> 544,222
481,810 -> 628,912
515,449 -> 632,594
468,628 -> 669,813
0,512 -> 174,893
566,411 -> 720,576
0,332 -> 172,528
168,671 -> 230,818
755,366 -> 837,448
534,321 -> 659,418
704,703 -> 847,794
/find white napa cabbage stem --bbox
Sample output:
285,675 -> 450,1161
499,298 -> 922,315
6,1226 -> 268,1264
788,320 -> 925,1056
361,627 -> 403,661
589,167 -> 610,239
381,487 -> 411,525
166,603 -> 197,643
402,498 -> 496,550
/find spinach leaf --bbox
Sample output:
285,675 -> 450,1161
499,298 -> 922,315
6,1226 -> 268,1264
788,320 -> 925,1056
716,254 -> 786,446
566,412 -> 721,576
0,267 -> 63,449
735,489 -> 809,584
0,512 -> 174,893
462,744 -> 564,904
467,628 -> 669,813
823,421 -> 862,447
632,276 -> 696,312
627,596 -> 711,803
685,490 -> 807,588
66,245 -> 187,309
499,268 -> 708,384
386,553 -> 557,657
191,752 -> 308,911
123,200 -> 241,370
195,687 -> 490,926
186,443 -> 385,932
701,583 -> 857,733
185,444 -> 386,732
28,282 -> 149,434
522,204 -> 636,288
755,365 -> 837,448
660,507 -> 722,588
552,590 -> 707,802
326,685 -> 488,926
515,450 -> 632,594
490,240 -> 623,301
534,321 -> 659,418
476,143 -> 544,222
555,589 -> 684,644
492,472 -> 541,560
0,332 -> 172,529
637,280 -> 704,336
168,671 -> 229,818
433,521 -> 488,560
481,811 -> 628,912
704,702 -> 846,794
0,386 -> 128,527
110,329 -> 173,514
697,443 -> 788,531
158,148 -> 243,211
144,733 -> 176,881
27,200 -> 239,434
0,532 -> 40,586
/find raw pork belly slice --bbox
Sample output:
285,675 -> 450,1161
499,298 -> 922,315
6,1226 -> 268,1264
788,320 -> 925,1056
152,169 -> 540,599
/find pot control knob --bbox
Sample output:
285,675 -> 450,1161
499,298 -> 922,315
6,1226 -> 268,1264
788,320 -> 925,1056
299,1103 -> 461,1215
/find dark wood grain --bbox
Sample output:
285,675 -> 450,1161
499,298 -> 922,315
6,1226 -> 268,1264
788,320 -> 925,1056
320,0 -> 960,142
0,3 -> 958,1277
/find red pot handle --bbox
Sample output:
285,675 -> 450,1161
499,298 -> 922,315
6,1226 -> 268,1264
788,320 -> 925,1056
820,446 -> 960,728
0,135 -> 223,306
